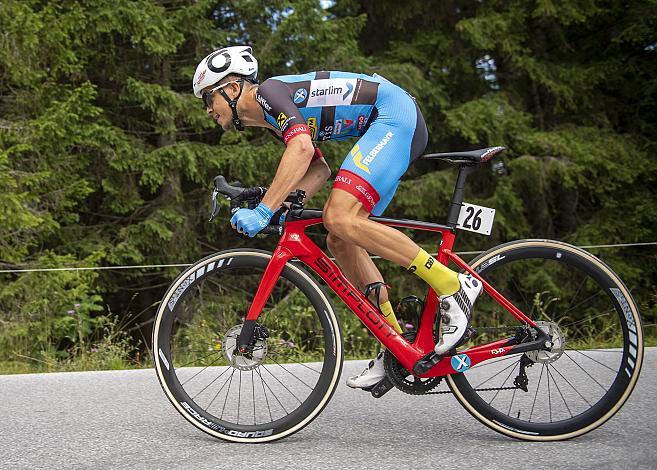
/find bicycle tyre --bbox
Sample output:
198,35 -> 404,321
153,249 -> 343,443
447,239 -> 643,441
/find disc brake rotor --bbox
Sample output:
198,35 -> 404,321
526,321 -> 565,364
222,324 -> 268,371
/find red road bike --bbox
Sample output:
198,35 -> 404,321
153,147 -> 644,443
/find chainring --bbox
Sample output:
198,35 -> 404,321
383,332 -> 442,395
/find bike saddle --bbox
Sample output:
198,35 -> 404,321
421,146 -> 505,164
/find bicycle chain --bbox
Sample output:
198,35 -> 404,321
426,385 -> 521,395
386,327 -> 526,395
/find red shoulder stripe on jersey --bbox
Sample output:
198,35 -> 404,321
283,123 -> 311,144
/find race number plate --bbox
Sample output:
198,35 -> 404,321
457,202 -> 495,235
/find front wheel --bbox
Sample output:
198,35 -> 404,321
447,239 -> 643,440
153,249 -> 343,443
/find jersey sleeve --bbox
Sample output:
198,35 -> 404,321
256,79 -> 311,145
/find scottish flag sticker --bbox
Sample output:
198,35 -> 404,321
451,354 -> 471,372
293,88 -> 308,103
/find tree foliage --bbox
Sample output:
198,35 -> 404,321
0,0 -> 655,369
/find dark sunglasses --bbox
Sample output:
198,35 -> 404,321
202,81 -> 239,108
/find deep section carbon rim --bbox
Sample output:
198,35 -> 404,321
153,251 -> 342,442
448,240 -> 643,440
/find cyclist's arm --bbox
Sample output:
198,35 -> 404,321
295,150 -> 331,200
256,78 -> 329,208
261,133 -> 315,210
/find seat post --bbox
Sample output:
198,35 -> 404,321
446,164 -> 477,228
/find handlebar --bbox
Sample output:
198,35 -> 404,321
213,175 -> 267,212
210,175 -> 304,236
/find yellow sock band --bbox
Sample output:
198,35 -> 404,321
407,248 -> 460,295
379,301 -> 403,333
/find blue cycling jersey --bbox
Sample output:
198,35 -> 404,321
255,71 -> 427,215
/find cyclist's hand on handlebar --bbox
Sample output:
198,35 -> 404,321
230,202 -> 274,237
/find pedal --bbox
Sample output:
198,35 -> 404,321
370,377 -> 394,398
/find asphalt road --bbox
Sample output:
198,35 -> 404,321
1,349 -> 656,470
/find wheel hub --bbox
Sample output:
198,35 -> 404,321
526,321 -> 565,364
222,324 -> 267,370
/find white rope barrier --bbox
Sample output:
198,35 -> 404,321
0,242 -> 655,274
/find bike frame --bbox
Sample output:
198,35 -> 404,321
242,211 -> 546,378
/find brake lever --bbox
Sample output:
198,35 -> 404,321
209,187 -> 221,222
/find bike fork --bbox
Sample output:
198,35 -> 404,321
238,246 -> 294,352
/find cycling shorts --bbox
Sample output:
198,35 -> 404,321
332,83 -> 427,216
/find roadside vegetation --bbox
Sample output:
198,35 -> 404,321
1,1 -> 655,374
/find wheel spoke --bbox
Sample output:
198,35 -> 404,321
237,370 -> 242,424
547,362 -> 593,407
260,364 -> 303,404
220,369 -> 236,420
257,367 -> 289,414
528,364 -> 545,422
178,350 -> 221,370
258,368 -> 274,422
206,368 -> 235,412
487,361 -> 519,406
268,359 -> 315,390
561,291 -> 603,317
565,348 -> 619,374
252,370 -> 256,425
474,358 -> 521,389
547,364 -> 552,422
265,352 -> 324,373
562,350 -> 609,392
180,354 -> 223,386
547,365 -> 573,418
190,365 -> 232,401
566,276 -> 588,311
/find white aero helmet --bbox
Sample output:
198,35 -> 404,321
193,46 -> 258,98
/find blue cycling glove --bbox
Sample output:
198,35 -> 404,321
230,202 -> 274,237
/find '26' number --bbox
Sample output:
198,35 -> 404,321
463,207 -> 482,231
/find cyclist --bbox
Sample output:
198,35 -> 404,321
193,46 -> 482,389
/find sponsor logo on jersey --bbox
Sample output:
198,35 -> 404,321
351,131 -> 394,173
307,79 -> 357,107
334,119 -> 342,135
334,174 -> 352,185
344,118 -> 355,129
357,114 -> 366,131
307,117 -> 318,140
277,112 -> 287,128
293,88 -> 308,104
343,81 -> 354,100
277,113 -> 296,133
310,85 -> 343,98
282,124 -> 310,144
256,93 -> 271,111
320,124 -> 333,140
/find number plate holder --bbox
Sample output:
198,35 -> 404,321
457,202 -> 495,235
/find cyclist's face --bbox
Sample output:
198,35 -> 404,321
204,81 -> 239,130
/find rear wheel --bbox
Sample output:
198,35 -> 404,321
153,249 -> 343,442
447,239 -> 643,440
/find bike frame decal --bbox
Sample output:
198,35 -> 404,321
451,353 -> 471,372
243,216 -> 537,377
